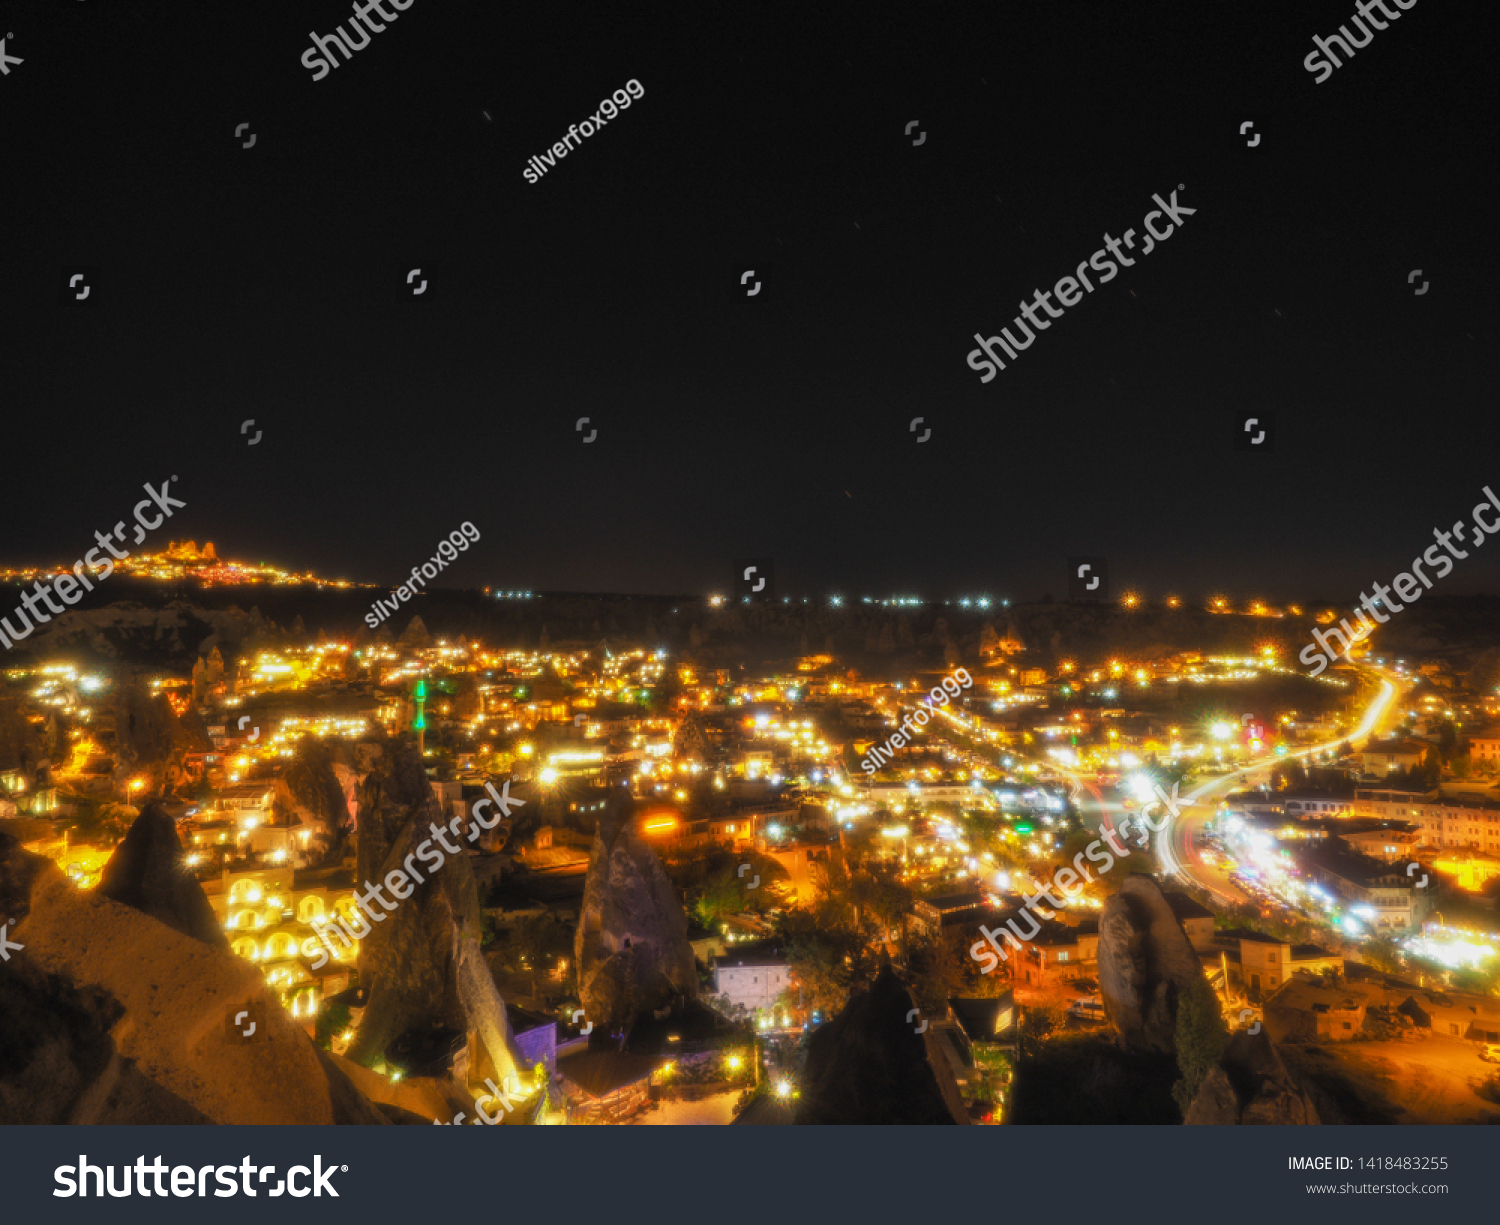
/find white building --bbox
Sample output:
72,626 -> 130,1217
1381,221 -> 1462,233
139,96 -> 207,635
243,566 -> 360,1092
712,948 -> 790,1016
1356,787 -> 1500,855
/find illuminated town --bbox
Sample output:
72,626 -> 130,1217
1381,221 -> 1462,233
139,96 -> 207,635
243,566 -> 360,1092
6,559 -> 1500,1126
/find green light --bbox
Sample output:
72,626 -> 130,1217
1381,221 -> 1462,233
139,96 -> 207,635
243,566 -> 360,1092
414,679 -> 427,699
1016,824 -> 1033,834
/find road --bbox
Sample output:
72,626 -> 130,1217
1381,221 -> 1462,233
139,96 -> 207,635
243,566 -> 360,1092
927,663 -> 1408,912
1155,666 -> 1407,905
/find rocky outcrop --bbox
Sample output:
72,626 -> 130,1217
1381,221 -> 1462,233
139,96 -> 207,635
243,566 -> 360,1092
399,616 -> 432,649
0,694 -> 43,777
575,798 -> 698,1032
96,803 -> 227,947
325,1051 -> 476,1124
273,740 -> 355,867
0,830 -> 389,1124
110,682 -> 179,780
343,736 -> 526,1093
794,966 -> 968,1125
1098,874 -> 1207,1053
3,600 -> 277,667
1184,1030 -> 1321,1125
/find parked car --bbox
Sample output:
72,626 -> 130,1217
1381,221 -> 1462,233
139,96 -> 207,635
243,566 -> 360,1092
1478,1044 -> 1500,1064
1067,999 -> 1107,1023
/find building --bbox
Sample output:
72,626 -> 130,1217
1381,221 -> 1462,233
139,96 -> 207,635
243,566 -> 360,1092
1013,919 -> 1098,988
1429,849 -> 1500,893
931,996 -> 1016,1123
1402,990 -> 1500,1043
1469,729 -> 1500,767
1282,796 -> 1356,818
866,783 -> 985,804
1164,891 -> 1216,953
1295,843 -> 1432,931
1357,787 -> 1500,855
948,993 -> 1017,1047
913,890 -> 990,938
1340,826 -> 1421,863
1213,930 -> 1343,1001
207,863 -> 362,1019
1263,977 -> 1377,1043
1360,737 -> 1428,776
712,945 -> 790,1018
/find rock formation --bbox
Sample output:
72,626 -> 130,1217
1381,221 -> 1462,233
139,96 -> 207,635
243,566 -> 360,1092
1098,874 -> 1207,1053
0,830 -> 388,1124
274,739 -> 356,866
341,736 -> 526,1092
575,796 -> 698,1031
794,966 -> 968,1124
110,682 -> 178,782
1184,1030 -> 1321,1125
96,803 -> 227,947
399,615 -> 432,649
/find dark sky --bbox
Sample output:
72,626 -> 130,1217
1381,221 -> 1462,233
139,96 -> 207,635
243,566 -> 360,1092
2,0 -> 1495,604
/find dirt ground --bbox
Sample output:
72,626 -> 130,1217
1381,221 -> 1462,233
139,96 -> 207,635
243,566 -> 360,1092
629,1089 -> 741,1125
1289,1035 -> 1500,1125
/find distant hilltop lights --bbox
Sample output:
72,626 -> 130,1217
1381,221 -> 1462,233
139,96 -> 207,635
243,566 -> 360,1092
0,541 -> 364,589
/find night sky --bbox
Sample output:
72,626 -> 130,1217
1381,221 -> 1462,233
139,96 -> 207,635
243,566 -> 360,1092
2,0 -> 1495,603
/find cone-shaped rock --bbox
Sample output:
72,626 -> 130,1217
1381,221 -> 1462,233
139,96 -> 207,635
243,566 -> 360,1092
575,794 -> 698,1032
793,965 -> 968,1124
1098,874 -> 1207,1053
343,736 -> 525,1090
97,802 -> 227,947
0,830 -> 389,1124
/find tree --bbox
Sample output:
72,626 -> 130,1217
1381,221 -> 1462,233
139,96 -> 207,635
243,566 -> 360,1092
1363,935 -> 1405,975
1172,976 -> 1229,1114
1436,719 -> 1458,760
906,935 -> 965,1014
1016,1005 -> 1063,1061
67,797 -> 135,846
499,913 -> 572,999
315,1001 -> 351,1052
777,909 -> 874,1020
691,868 -> 743,929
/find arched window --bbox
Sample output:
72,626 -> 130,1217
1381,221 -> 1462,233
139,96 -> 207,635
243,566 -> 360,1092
266,932 -> 298,961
